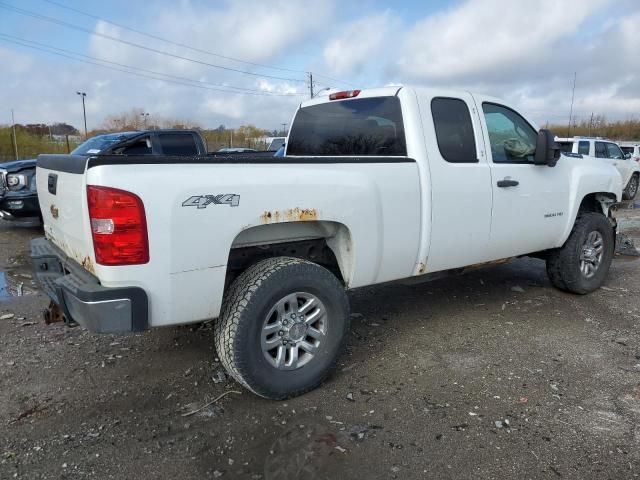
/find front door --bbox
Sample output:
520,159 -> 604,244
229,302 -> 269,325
602,142 -> 632,187
477,102 -> 569,259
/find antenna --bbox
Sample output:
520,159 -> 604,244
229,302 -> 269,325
567,72 -> 577,137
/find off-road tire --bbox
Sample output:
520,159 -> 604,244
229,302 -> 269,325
214,257 -> 350,400
623,174 -> 639,200
546,213 -> 614,294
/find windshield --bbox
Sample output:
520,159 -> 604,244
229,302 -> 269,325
557,142 -> 574,153
267,138 -> 286,151
71,132 -> 140,155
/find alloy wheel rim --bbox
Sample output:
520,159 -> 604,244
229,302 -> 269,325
579,230 -> 604,279
260,292 -> 327,370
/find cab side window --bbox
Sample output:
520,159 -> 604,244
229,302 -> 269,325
119,137 -> 152,155
594,142 -> 608,158
578,141 -> 590,155
431,97 -> 477,163
482,103 -> 537,163
158,133 -> 199,155
605,143 -> 624,160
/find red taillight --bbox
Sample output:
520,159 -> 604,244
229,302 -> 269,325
329,89 -> 361,100
87,185 -> 149,266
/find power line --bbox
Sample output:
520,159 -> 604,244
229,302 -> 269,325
0,2 -> 307,83
311,72 -> 358,88
0,36 -> 306,97
0,33 -> 302,96
40,0 -> 308,75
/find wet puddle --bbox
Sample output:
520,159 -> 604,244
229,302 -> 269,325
0,255 -> 39,300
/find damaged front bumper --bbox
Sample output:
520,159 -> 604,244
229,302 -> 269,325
30,237 -> 148,333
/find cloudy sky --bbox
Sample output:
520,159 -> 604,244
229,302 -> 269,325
0,0 -> 639,131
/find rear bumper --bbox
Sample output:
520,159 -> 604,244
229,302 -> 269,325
30,237 -> 148,333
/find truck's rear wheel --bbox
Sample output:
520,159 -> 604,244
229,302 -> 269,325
546,213 -> 614,294
623,174 -> 639,200
215,257 -> 349,399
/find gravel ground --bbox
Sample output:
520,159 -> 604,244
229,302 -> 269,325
2,206 -> 640,480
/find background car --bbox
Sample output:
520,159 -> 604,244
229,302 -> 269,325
0,130 -> 207,226
555,136 -> 640,200
619,142 -> 640,163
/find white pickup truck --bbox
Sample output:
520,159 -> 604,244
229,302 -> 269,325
31,86 -> 622,399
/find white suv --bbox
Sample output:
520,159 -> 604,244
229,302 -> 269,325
556,137 -> 640,200
620,142 -> 640,164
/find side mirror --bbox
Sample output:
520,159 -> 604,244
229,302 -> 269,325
534,129 -> 560,167
624,153 -> 632,160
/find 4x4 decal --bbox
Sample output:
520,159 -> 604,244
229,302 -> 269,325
182,194 -> 240,208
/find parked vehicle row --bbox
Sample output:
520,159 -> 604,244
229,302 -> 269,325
556,137 -> 640,200
1,129 -> 277,224
31,86 -> 621,399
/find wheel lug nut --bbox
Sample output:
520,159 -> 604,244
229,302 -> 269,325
278,331 -> 284,336
291,314 -> 296,319
282,319 -> 288,325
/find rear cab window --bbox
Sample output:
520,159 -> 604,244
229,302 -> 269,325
287,97 -> 407,156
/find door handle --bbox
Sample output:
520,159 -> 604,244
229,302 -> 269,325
497,178 -> 519,188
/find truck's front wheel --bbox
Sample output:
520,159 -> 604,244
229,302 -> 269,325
215,257 -> 350,399
546,213 -> 614,294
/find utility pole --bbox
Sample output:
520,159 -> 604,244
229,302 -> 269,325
141,112 -> 149,129
11,109 -> 18,160
281,123 -> 287,135
308,72 -> 314,99
567,72 -> 576,137
588,112 -> 594,136
76,91 -> 87,137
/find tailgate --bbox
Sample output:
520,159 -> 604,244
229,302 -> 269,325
37,155 -> 94,268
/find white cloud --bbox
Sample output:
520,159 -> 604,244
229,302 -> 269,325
2,0 -> 640,131
397,0 -> 612,81
323,11 -> 399,76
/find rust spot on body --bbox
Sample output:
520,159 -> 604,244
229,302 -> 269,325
261,208 -> 318,224
463,257 -> 513,273
81,256 -> 95,274
417,262 -> 427,274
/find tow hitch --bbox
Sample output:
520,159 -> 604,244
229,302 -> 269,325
42,301 -> 65,325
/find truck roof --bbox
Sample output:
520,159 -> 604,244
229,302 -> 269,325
301,86 -> 403,108
297,85 -> 540,132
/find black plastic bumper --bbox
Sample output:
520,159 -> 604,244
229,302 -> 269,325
30,237 -> 148,333
0,193 -> 40,218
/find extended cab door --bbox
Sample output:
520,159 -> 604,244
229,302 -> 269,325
419,93 -> 494,272
477,101 -> 569,258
